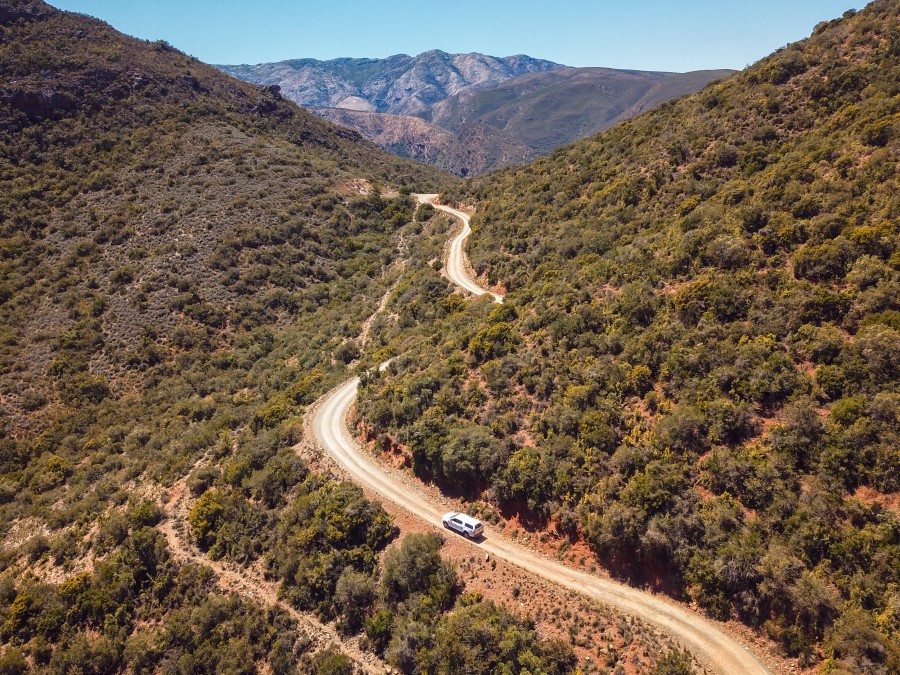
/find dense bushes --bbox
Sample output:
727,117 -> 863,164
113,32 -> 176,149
175,433 -> 575,672
0,504 -> 306,673
334,533 -> 577,675
430,599 -> 577,675
358,1 -> 900,668
269,478 -> 397,617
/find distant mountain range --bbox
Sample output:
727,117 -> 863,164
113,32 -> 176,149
218,51 -> 564,116
218,52 -> 733,175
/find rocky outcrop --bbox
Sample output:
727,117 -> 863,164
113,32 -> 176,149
308,107 -> 532,176
0,66 -> 124,122
310,108 -> 455,164
0,85 -> 77,120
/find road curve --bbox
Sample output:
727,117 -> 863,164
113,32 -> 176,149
414,194 -> 503,303
310,372 -> 772,675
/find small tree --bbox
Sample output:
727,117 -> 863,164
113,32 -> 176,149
381,533 -> 458,611
335,569 -> 375,634
188,490 -> 225,550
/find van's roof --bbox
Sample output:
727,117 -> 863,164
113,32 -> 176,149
445,512 -> 482,527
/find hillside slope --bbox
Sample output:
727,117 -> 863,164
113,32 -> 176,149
1,3 -> 574,673
312,67 -> 732,176
357,2 -> 900,671
428,67 -> 734,155
308,107 -> 461,166
0,0 -> 446,441
310,106 -> 535,176
308,67 -> 733,176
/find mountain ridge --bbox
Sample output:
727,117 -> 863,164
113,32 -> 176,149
218,50 -> 565,116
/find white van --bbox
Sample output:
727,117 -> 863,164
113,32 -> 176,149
442,512 -> 484,539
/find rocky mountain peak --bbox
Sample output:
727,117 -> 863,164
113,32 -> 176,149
217,51 -> 566,116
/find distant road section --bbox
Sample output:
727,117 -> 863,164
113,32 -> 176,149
414,194 -> 504,303
310,369 -> 772,675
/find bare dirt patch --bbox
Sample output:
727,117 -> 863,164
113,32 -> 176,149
853,485 -> 900,512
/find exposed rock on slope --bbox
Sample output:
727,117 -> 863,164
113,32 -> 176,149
309,107 -> 457,167
309,107 -> 533,176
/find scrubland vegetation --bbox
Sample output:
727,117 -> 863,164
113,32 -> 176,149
3,0 -> 900,672
357,2 -> 900,671
0,2 -> 574,673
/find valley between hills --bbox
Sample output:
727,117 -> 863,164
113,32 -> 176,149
308,200 -> 773,675
1,0 -> 899,674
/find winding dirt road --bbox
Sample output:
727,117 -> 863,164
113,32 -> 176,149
309,195 -> 774,674
414,194 -> 504,303
310,374 -> 772,675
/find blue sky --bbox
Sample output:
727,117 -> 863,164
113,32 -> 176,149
51,0 -> 864,71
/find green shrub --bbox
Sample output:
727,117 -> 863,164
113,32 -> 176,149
653,649 -> 694,675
